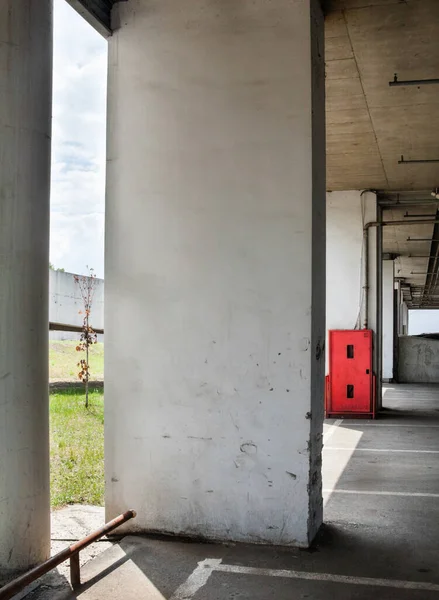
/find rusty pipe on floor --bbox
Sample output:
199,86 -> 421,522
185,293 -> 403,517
0,510 -> 136,600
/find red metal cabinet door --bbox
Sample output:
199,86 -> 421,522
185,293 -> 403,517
329,330 -> 372,413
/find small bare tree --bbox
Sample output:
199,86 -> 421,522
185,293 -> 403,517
74,268 -> 98,408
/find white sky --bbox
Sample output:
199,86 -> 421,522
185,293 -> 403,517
409,310 -> 439,335
50,0 -> 107,278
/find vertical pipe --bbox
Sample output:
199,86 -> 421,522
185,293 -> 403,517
363,228 -> 369,329
0,0 -> 53,573
393,284 -> 399,382
376,206 -> 383,410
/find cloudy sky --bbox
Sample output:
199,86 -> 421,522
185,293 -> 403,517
51,0 -> 107,278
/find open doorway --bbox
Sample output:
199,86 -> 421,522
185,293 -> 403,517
48,0 -> 108,566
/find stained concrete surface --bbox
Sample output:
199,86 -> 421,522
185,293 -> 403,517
398,337 -> 439,383
17,384 -> 439,599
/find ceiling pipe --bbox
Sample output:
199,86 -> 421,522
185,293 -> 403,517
378,189 -> 433,194
389,74 -> 439,87
380,202 -> 439,209
404,213 -> 437,218
398,155 -> 439,164
365,219 -> 439,229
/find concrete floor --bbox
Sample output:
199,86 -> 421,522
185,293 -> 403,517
19,384 -> 439,599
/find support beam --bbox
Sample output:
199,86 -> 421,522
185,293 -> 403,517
0,0 -> 52,574
105,0 -> 325,547
65,0 -> 117,37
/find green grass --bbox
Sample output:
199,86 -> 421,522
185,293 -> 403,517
50,388 -> 104,508
49,340 -> 104,381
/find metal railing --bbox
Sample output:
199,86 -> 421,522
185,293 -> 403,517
0,509 -> 136,600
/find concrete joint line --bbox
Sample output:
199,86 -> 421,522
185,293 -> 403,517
335,423 -> 439,429
324,489 -> 439,499
324,447 -> 439,454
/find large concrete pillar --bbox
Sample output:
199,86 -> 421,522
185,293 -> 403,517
382,260 -> 395,382
0,0 -> 52,573
106,0 -> 325,546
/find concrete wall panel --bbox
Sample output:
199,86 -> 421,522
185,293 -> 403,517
49,270 -> 104,331
398,336 -> 439,383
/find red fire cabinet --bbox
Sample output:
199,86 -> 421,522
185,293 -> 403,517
326,329 -> 376,419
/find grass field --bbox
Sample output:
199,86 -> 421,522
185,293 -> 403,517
49,340 -> 104,381
50,388 -> 104,507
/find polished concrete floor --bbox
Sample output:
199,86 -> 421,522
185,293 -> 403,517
21,385 -> 439,598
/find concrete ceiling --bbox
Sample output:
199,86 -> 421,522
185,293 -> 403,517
326,0 -> 439,308
325,0 -> 439,192
66,0 -> 120,36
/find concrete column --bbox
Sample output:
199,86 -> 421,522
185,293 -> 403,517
0,1 -> 52,573
382,260 -> 394,382
106,0 -> 325,546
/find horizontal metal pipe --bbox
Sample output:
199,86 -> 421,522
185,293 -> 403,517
380,200 -> 439,205
365,219 -> 439,229
378,189 -> 433,194
398,156 -> 439,164
389,76 -> 439,87
404,213 -> 437,218
49,321 -> 104,335
0,510 -> 136,600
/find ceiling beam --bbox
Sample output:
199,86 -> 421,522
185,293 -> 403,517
65,0 -> 120,37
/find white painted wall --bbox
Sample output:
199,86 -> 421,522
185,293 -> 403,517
326,191 -> 364,337
326,190 -> 377,370
49,269 -> 104,333
382,260 -> 394,381
105,0 -> 325,547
